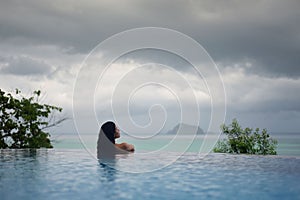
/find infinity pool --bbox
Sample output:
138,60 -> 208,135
1,149 -> 299,200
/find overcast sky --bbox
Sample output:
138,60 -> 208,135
0,0 -> 299,135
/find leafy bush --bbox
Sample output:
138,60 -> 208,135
0,89 -> 65,148
213,119 -> 278,155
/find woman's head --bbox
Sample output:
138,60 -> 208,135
100,121 -> 116,144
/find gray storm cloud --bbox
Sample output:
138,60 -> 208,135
0,55 -> 53,76
0,0 -> 299,133
0,0 -> 299,76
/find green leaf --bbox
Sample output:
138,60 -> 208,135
213,119 -> 278,155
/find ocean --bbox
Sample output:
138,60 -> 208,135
52,133 -> 300,157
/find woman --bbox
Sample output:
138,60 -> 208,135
97,121 -> 134,158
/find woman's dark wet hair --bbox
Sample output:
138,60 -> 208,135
97,121 -> 116,158
97,121 -> 130,159
100,121 -> 116,144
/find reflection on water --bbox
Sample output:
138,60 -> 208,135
96,159 -> 118,199
98,154 -> 119,183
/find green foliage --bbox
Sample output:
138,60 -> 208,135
0,89 -> 64,148
213,119 -> 278,155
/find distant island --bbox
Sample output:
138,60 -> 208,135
165,123 -> 204,135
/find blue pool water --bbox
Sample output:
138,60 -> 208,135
1,149 -> 299,200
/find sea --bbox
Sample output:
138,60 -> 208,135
52,133 -> 300,156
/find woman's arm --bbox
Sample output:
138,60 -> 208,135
115,142 -> 135,152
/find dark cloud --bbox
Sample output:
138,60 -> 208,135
184,0 -> 300,77
0,0 -> 300,133
0,56 -> 53,76
115,49 -> 197,73
0,0 -> 299,77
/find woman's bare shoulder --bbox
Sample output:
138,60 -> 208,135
115,142 -> 135,152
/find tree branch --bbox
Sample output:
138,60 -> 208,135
41,117 -> 69,130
